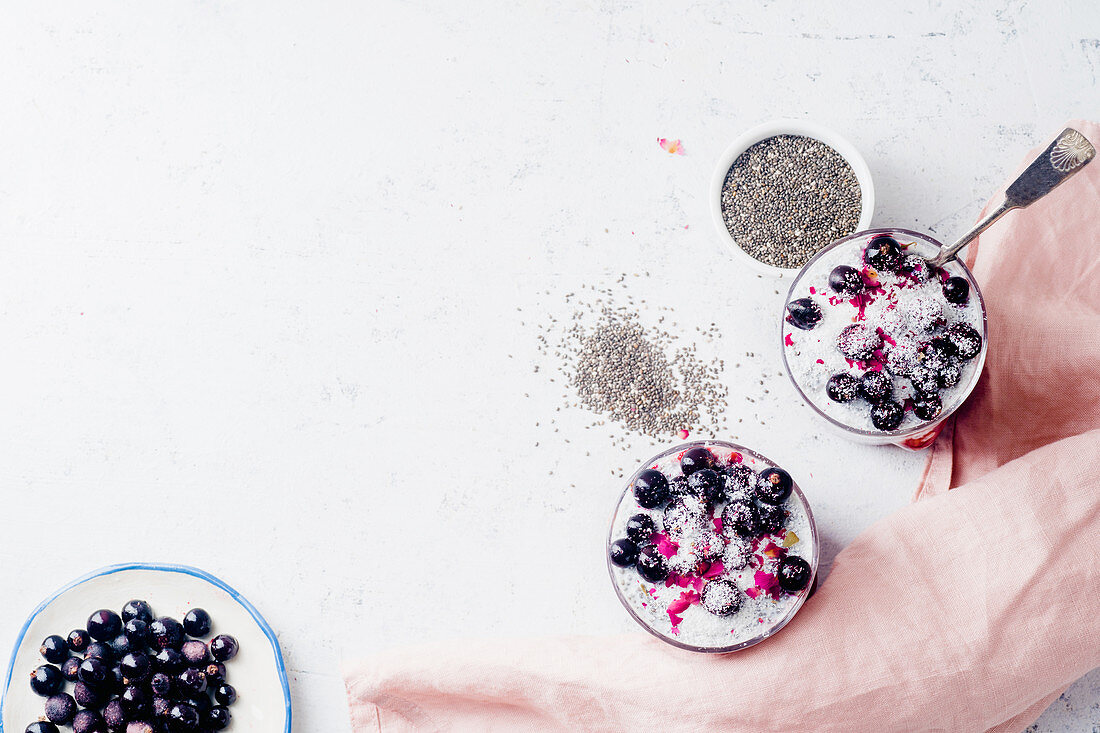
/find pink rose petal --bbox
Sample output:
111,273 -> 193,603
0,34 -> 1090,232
754,570 -> 782,599
702,561 -> 725,579
654,534 -> 679,558
658,137 -> 686,155
667,589 -> 701,627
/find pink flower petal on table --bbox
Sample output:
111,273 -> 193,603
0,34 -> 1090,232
745,587 -> 760,600
784,333 -> 793,346
678,429 -> 690,439
658,137 -> 686,155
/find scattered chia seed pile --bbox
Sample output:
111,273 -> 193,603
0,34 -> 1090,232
566,308 -> 726,437
721,134 -> 862,269
531,277 -> 728,450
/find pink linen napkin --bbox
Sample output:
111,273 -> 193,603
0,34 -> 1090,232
344,121 -> 1100,732
918,119 -> 1100,501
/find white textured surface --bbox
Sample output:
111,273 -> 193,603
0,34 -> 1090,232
0,2 -> 1098,731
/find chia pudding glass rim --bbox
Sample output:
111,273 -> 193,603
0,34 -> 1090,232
779,227 -> 989,441
606,439 -> 819,654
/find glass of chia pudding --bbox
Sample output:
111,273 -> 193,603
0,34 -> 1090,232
781,228 -> 988,449
607,440 -> 818,653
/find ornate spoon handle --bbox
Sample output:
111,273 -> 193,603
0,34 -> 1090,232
928,128 -> 1096,268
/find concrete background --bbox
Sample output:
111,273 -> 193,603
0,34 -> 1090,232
1,1 -> 1097,729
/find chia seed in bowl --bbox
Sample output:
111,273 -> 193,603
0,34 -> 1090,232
710,120 -> 875,276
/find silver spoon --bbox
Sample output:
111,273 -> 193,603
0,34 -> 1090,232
927,127 -> 1096,268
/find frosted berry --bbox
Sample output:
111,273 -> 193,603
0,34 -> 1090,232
786,297 -> 823,331
777,556 -> 813,592
609,539 -> 639,568
632,469 -> 670,509
828,265 -> 864,296
722,464 -> 756,502
624,513 -> 656,545
942,276 -> 970,304
721,501 -> 759,538
679,446 -> 715,475
61,656 -> 81,682
859,371 -> 893,403
898,253 -> 932,281
686,468 -> 723,504
45,693 -> 77,724
636,545 -> 668,583
700,579 -> 743,616
663,496 -> 709,540
71,710 -> 104,733
945,323 -> 982,360
864,235 -> 900,271
912,393 -> 943,421
756,467 -> 793,505
870,399 -> 904,431
836,324 -> 882,361
695,529 -> 727,562
826,373 -> 861,403
908,364 -> 939,396
757,503 -> 788,534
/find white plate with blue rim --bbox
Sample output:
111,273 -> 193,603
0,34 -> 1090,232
1,563 -> 291,732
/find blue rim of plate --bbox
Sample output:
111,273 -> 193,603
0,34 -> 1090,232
0,562 -> 292,733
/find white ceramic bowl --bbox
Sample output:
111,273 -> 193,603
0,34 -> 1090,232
2,563 -> 291,732
710,119 -> 875,277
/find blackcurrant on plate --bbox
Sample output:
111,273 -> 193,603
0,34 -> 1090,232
1,563 -> 290,732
